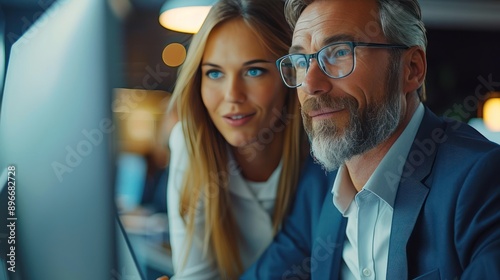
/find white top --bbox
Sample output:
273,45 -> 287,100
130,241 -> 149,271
167,122 -> 282,280
332,103 -> 424,280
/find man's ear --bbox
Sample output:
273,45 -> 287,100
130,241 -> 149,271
402,46 -> 427,94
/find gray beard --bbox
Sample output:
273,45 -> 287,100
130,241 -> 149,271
303,57 -> 403,171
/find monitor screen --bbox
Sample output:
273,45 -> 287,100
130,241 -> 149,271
0,0 -> 128,279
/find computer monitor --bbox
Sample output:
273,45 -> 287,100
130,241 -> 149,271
0,0 -> 143,279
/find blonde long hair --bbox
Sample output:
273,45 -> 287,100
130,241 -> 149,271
170,0 -> 306,278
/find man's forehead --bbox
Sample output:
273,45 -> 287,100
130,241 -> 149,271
291,0 -> 383,50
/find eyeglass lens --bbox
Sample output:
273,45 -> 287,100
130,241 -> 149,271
279,43 -> 354,87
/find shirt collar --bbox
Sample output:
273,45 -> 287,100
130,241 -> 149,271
332,164 -> 357,215
332,103 -> 425,211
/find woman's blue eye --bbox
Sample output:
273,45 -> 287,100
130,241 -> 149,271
206,70 -> 223,79
247,68 -> 265,77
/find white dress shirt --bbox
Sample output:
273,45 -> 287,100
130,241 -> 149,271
332,103 -> 424,280
167,122 -> 281,280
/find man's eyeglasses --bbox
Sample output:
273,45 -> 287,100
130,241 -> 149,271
276,41 -> 409,88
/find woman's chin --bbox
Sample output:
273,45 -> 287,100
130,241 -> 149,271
226,136 -> 258,149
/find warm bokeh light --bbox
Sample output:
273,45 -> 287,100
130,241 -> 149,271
483,98 -> 500,132
162,43 -> 186,67
126,109 -> 155,141
159,6 -> 211,33
113,89 -> 171,155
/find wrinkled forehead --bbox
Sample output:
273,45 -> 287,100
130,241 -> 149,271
292,0 -> 385,52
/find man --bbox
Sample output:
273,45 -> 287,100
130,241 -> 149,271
242,0 -> 500,279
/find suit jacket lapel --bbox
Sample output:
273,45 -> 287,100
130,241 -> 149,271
314,190 -> 347,279
387,108 -> 444,280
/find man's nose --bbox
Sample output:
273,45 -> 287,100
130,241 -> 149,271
300,59 -> 332,96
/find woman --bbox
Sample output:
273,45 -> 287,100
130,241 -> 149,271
167,0 -> 330,279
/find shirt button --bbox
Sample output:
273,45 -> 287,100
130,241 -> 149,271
362,268 -> 372,277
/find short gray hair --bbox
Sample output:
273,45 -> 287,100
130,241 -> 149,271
285,0 -> 426,48
284,0 -> 427,97
378,0 -> 427,50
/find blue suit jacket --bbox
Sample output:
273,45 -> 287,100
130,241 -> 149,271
242,108 -> 500,279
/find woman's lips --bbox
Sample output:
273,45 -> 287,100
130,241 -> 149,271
223,112 -> 256,126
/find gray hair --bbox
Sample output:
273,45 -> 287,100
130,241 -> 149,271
284,0 -> 426,48
378,0 -> 427,50
284,0 -> 427,97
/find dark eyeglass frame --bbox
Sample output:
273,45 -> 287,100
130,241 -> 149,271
276,41 -> 410,88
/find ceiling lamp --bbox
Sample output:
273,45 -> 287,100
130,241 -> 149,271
159,0 -> 217,34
